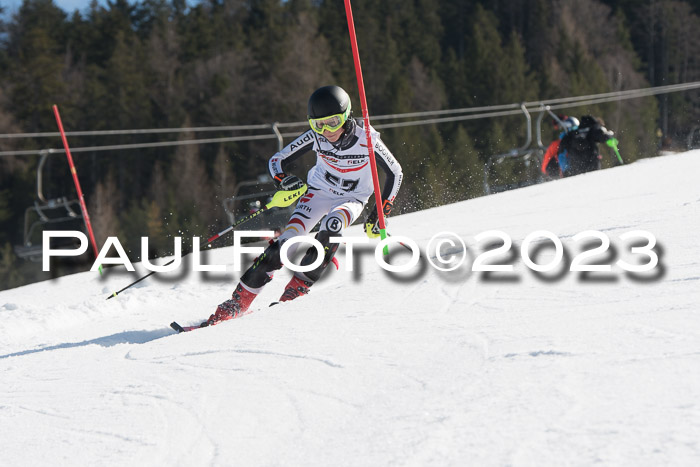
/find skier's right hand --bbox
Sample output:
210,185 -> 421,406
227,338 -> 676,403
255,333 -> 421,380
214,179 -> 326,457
274,173 -> 305,192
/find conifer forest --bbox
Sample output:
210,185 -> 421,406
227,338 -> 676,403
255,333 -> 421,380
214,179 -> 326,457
1,0 -> 699,289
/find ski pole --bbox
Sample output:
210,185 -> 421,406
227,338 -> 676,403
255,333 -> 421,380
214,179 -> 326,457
606,138 -> 623,164
387,233 -> 417,255
205,187 -> 306,243
106,185 -> 307,299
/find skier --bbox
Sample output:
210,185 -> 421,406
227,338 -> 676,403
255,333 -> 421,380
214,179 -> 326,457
541,116 -> 579,177
557,115 -> 619,177
203,85 -> 403,326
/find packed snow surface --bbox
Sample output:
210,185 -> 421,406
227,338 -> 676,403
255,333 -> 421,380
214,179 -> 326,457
2,151 -> 700,466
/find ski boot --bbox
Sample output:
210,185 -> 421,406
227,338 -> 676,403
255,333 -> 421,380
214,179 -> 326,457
204,283 -> 257,326
278,275 -> 313,303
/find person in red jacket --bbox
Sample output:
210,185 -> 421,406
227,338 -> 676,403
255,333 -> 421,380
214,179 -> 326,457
541,116 -> 579,178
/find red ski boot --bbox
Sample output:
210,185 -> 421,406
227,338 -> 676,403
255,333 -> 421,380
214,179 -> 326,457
278,276 -> 313,303
205,283 -> 257,326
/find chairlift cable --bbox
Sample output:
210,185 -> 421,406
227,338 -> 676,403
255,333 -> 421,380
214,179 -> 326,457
1,81 -> 699,157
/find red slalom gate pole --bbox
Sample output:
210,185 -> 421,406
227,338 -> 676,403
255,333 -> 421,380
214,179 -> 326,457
52,105 -> 103,274
343,0 -> 389,253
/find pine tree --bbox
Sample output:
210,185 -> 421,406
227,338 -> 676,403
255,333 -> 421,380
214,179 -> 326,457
171,119 -> 216,240
145,5 -> 185,127
5,0 -> 68,130
88,173 -> 119,249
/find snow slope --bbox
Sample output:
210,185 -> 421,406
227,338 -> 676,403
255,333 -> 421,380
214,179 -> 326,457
1,151 -> 700,466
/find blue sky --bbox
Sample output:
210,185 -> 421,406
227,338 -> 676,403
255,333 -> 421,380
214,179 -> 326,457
3,1 -> 114,16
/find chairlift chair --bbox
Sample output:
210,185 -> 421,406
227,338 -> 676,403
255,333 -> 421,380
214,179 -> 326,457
688,126 -> 700,150
14,151 -> 85,262
222,177 -> 295,234
483,104 -> 545,195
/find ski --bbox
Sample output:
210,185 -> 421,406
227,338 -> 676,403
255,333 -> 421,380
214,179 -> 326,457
171,304 -> 264,333
170,321 -> 206,333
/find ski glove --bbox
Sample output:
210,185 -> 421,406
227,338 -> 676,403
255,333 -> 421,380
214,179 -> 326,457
274,173 -> 305,192
606,138 -> 624,165
364,200 -> 393,239
605,137 -> 619,148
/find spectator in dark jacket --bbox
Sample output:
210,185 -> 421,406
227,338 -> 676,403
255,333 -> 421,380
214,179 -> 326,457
558,115 -> 618,177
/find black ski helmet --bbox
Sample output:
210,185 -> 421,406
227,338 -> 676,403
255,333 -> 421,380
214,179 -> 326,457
579,115 -> 599,129
307,85 -> 352,119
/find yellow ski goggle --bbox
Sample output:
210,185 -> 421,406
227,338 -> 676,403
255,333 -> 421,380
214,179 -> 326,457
308,107 -> 351,134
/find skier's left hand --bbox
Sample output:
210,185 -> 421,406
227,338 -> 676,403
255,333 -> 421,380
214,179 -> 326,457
364,218 -> 381,238
364,200 -> 393,238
